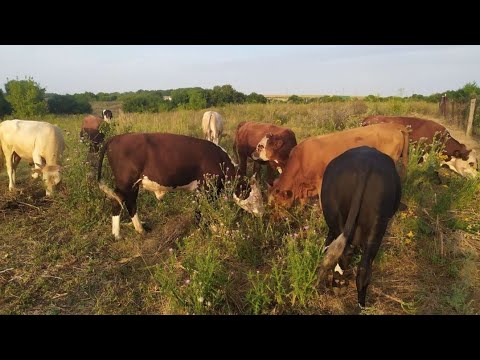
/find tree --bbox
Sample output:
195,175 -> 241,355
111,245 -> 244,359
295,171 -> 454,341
246,92 -> 267,104
188,89 -> 207,110
0,89 -> 12,119
287,95 -> 304,104
4,77 -> 48,117
47,94 -> 92,114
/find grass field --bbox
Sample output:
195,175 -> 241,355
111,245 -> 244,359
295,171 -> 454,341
1,100 -> 479,314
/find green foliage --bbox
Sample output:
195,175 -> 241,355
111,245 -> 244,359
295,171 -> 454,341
246,92 -> 267,104
4,76 -> 48,117
287,95 -> 304,104
122,93 -> 174,113
47,94 -> 92,114
0,89 -> 12,119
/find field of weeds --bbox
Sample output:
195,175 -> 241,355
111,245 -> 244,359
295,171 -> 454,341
1,100 -> 479,314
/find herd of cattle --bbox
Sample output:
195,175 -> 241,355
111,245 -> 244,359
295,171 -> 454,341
0,109 -> 478,308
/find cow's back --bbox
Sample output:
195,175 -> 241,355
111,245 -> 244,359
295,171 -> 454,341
82,115 -> 103,130
106,133 -> 236,187
0,120 -> 64,164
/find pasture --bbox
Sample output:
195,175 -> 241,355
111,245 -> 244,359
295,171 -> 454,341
0,100 -> 479,314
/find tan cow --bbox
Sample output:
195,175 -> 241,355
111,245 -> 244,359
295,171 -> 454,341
202,111 -> 224,145
268,123 -> 409,209
0,119 -> 65,196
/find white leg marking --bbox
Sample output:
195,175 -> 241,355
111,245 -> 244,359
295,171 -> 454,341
131,213 -> 144,234
334,263 -> 344,275
112,215 -> 121,239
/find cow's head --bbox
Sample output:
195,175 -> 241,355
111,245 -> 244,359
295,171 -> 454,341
267,179 -> 295,209
102,109 -> 113,123
233,176 -> 265,216
442,149 -> 478,178
252,133 -> 284,162
33,164 -> 62,196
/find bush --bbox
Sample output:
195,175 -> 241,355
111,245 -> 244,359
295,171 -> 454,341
0,89 -> 12,119
47,94 -> 92,114
4,76 -> 48,118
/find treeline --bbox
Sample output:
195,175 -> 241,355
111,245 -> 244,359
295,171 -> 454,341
1,77 -> 479,119
286,82 -> 480,104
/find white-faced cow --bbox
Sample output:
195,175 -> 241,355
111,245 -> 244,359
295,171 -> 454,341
362,115 -> 478,178
0,119 -> 65,196
317,146 -> 402,308
80,109 -> 113,152
97,132 -> 264,239
268,123 -> 409,209
234,121 -> 297,185
202,111 -> 224,145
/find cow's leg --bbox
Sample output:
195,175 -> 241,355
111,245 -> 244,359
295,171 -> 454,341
356,221 -> 388,308
4,148 -> 15,191
238,153 -> 248,177
266,162 -> 277,186
333,243 -> 354,294
125,187 -> 144,235
11,152 -> 21,186
31,152 -> 43,179
110,189 -> 126,240
316,229 -> 339,286
252,161 -> 261,180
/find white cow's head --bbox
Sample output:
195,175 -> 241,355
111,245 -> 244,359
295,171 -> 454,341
102,109 -> 113,123
33,164 -> 62,196
233,175 -> 265,216
441,149 -> 478,178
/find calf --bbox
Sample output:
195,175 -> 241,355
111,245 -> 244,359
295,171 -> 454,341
80,109 -> 113,152
202,111 -> 224,145
362,115 -> 478,177
234,121 -> 297,185
317,146 -> 402,308
0,119 -> 65,196
97,132 -> 264,239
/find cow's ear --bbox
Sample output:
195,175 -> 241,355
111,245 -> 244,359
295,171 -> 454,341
453,150 -> 461,158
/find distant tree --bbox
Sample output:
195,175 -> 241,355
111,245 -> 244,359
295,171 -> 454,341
188,89 -> 207,110
4,76 -> 48,117
246,92 -> 267,104
287,95 -> 304,104
47,94 -> 92,114
0,89 -> 12,119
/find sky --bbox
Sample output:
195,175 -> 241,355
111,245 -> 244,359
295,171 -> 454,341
0,45 -> 479,97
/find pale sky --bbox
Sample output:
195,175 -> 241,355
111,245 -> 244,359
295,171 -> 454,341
0,45 -> 478,96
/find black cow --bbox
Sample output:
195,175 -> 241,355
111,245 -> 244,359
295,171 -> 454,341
97,133 -> 264,239
317,146 -> 402,308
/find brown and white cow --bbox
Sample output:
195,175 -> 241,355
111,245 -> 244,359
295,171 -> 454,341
80,109 -> 113,152
0,119 -> 65,196
362,115 -> 478,177
268,123 -> 409,209
202,111 -> 224,145
234,121 -> 297,185
97,132 -> 264,239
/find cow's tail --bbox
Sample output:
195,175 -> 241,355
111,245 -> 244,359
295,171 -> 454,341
317,169 -> 370,283
232,121 -> 246,165
399,127 -> 409,180
97,139 -> 123,208
208,112 -> 217,144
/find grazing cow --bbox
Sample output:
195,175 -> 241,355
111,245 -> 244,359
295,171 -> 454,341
202,111 -> 224,145
317,146 -> 401,308
268,123 -> 409,209
0,119 -> 65,196
80,109 -> 113,152
97,132 -> 264,239
234,121 -> 297,185
362,115 -> 478,177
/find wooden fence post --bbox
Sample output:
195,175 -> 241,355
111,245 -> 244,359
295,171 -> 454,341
466,97 -> 477,137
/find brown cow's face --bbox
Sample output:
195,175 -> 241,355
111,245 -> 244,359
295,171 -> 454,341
442,149 -> 478,178
233,176 -> 265,216
252,133 -> 284,162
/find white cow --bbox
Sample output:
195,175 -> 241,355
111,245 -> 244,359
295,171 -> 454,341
0,120 -> 65,196
202,111 -> 224,145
